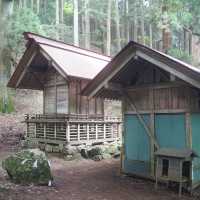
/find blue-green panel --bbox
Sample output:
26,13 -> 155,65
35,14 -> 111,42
123,114 -> 151,176
191,114 -> 200,185
155,114 -> 186,149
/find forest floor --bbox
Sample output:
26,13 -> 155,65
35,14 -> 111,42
0,149 -> 197,200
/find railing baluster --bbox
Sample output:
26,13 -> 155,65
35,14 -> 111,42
54,123 -> 56,139
87,124 -> 89,141
103,123 -> 106,139
44,123 -> 46,139
95,124 -> 98,140
34,123 -> 37,138
78,123 -> 80,141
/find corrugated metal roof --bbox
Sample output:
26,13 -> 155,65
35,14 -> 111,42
155,148 -> 198,158
82,41 -> 200,98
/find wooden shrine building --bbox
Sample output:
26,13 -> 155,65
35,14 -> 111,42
7,32 -> 121,146
82,41 -> 200,191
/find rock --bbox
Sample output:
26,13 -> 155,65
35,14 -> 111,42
2,149 -> 53,185
45,145 -> 53,153
113,150 -> 121,158
80,148 -> 89,159
104,144 -> 119,155
64,153 -> 82,161
87,147 -> 103,158
102,153 -> 112,159
92,155 -> 103,161
52,146 -> 60,153
63,145 -> 78,156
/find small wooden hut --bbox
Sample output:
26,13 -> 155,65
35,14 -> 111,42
7,32 -> 121,146
82,41 -> 200,191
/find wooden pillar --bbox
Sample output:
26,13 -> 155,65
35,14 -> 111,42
54,123 -> 57,139
44,123 -> 46,139
87,124 -> 89,141
34,123 -> 37,138
179,161 -> 183,197
150,113 -> 155,176
78,123 -> 80,141
103,123 -> 106,139
95,124 -> 98,140
185,112 -> 192,148
155,158 -> 159,190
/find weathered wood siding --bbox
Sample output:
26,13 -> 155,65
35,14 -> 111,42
125,84 -> 200,113
44,68 -> 68,114
43,67 -> 104,115
68,78 -> 104,115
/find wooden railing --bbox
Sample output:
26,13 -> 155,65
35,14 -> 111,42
25,114 -> 121,144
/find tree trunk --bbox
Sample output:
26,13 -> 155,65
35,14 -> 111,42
140,1 -> 145,44
133,2 -> 138,42
59,0 -> 64,24
36,0 -> 40,14
106,0 -> 112,56
162,2 -> 171,53
125,0 -> 130,42
56,0 -> 59,25
84,0 -> 90,49
149,23 -> 153,48
115,0 -> 121,51
73,0 -> 79,46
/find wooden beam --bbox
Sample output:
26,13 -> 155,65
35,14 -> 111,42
136,51 -> 200,89
16,51 -> 37,87
88,50 -> 137,98
122,90 -> 159,149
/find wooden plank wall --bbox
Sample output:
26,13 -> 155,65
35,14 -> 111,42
43,67 -> 104,115
125,85 -> 200,113
69,78 -> 104,115
44,67 -> 68,114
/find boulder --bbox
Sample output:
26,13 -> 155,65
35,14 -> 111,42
63,145 -> 78,156
92,155 -> 103,161
2,149 -> 53,185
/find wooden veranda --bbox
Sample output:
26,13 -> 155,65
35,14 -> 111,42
25,114 -> 121,145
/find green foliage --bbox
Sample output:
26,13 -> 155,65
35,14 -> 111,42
64,1 -> 73,15
0,94 -> 15,114
5,8 -> 44,59
168,48 -> 192,64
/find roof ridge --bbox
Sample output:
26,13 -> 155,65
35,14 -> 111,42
24,32 -> 111,60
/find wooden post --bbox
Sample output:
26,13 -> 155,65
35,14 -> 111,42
95,124 -> 98,140
34,123 -> 37,138
78,123 -> 80,141
54,123 -> 57,139
67,122 -> 70,142
87,124 -> 89,141
44,123 -> 46,139
123,90 -> 159,149
150,113 -> 155,176
155,158 -> 159,190
185,112 -> 192,148
103,123 -> 106,139
179,161 -> 183,197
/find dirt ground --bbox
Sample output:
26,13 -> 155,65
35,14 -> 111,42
0,149 -> 197,200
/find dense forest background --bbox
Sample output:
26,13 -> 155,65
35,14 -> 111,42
1,0 -> 200,113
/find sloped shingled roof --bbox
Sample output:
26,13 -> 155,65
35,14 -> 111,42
8,32 -> 111,88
